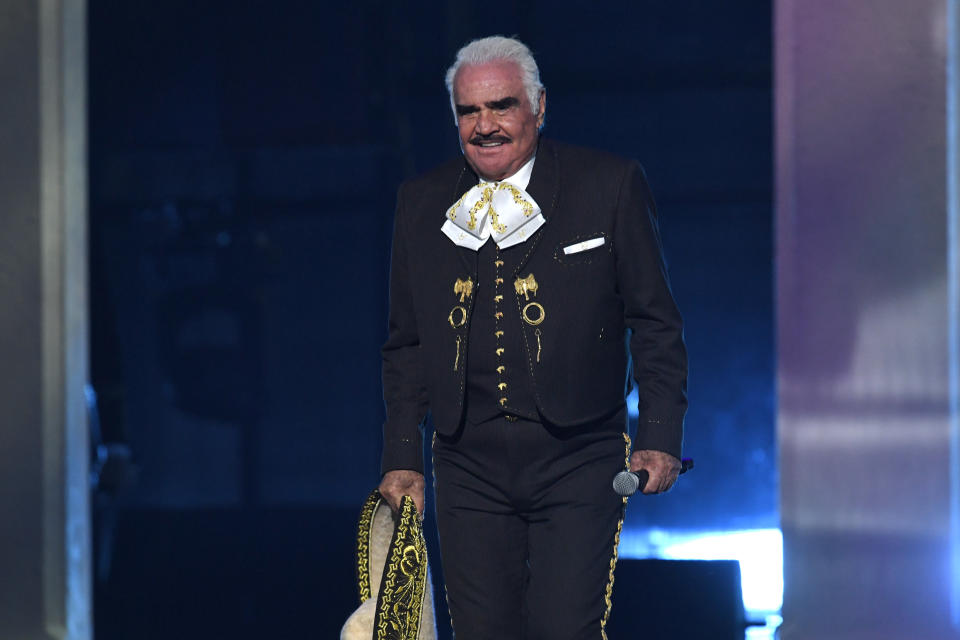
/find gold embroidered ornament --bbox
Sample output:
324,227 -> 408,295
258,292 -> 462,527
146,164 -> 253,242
522,302 -> 545,326
448,306 -> 467,329
342,490 -> 436,640
441,181 -> 544,250
513,274 -> 539,301
513,273 -> 546,326
453,277 -> 474,302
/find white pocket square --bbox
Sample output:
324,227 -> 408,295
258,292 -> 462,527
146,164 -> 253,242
563,237 -> 606,255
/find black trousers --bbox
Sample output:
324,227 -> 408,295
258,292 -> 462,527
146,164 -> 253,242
432,408 -> 630,640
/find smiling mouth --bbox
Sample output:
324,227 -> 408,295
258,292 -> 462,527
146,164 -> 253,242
471,136 -> 511,148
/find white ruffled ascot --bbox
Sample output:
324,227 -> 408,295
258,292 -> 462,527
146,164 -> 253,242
441,158 -> 544,251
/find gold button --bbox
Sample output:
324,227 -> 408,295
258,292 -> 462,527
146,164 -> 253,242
496,365 -> 506,374
498,383 -> 507,391
496,347 -> 505,356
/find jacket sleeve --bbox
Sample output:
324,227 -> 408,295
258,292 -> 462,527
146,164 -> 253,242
614,161 -> 688,459
380,182 -> 430,476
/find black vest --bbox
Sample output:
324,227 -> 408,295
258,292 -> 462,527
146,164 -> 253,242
465,238 -> 539,424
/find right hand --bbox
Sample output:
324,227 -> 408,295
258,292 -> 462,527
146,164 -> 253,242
378,470 -> 425,517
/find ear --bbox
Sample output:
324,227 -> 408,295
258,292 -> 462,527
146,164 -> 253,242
536,90 -> 546,128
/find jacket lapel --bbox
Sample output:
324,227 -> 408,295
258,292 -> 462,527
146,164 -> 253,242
512,137 -> 560,276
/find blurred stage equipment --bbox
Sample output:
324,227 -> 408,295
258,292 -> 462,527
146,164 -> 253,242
605,559 -> 745,640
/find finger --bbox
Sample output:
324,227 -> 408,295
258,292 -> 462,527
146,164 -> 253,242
384,490 -> 403,514
645,473 -> 670,494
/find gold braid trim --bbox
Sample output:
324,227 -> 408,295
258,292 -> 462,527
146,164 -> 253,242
374,496 -> 428,640
356,489 -> 382,603
601,432 -> 631,640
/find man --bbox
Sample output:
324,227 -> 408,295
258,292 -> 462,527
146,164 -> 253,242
378,36 -> 687,639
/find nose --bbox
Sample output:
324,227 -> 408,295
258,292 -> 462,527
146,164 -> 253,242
476,109 -> 498,135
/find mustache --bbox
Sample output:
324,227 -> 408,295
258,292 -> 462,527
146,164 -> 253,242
469,134 -> 511,146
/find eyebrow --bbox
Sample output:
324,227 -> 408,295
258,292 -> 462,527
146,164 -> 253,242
455,96 -> 521,116
487,97 -> 520,110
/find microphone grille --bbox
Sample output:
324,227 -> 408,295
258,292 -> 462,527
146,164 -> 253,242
612,470 -> 638,497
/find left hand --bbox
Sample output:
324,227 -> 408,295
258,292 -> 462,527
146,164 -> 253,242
630,449 -> 682,494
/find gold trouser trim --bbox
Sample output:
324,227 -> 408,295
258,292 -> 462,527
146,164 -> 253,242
601,432 -> 631,640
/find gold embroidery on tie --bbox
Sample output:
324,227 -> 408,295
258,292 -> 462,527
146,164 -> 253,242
499,183 -> 534,218
489,204 -> 507,234
494,295 -> 503,303
467,185 -> 494,231
496,365 -> 505,374
514,273 -> 539,300
498,382 -> 507,391
448,306 -> 467,329
522,302 -> 546,326
454,277 -> 474,302
496,347 -> 505,357
495,330 -> 504,338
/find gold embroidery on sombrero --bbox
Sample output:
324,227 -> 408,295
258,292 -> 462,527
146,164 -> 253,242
374,496 -> 428,640
356,489 -> 381,603
601,433 -> 631,640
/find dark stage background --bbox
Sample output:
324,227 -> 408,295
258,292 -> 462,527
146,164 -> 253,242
87,1 -> 773,637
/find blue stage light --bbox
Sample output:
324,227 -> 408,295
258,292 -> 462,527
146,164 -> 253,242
620,528 -> 783,616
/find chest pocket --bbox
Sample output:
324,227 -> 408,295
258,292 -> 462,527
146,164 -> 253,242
553,233 -> 613,266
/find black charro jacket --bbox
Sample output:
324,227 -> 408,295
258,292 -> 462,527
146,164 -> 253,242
381,138 -> 687,475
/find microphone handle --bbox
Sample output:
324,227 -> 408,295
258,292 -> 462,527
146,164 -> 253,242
614,458 -> 694,497
632,469 -> 650,493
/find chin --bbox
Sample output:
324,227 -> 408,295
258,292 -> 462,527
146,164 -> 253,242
469,157 -> 511,181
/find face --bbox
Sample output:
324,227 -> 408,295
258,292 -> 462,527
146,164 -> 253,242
453,60 -> 545,182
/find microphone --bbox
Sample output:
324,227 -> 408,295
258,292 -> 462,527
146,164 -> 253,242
613,458 -> 694,497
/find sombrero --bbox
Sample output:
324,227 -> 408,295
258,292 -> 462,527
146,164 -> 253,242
340,489 -> 436,640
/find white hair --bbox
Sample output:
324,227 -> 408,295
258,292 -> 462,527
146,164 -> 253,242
444,36 -> 545,124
